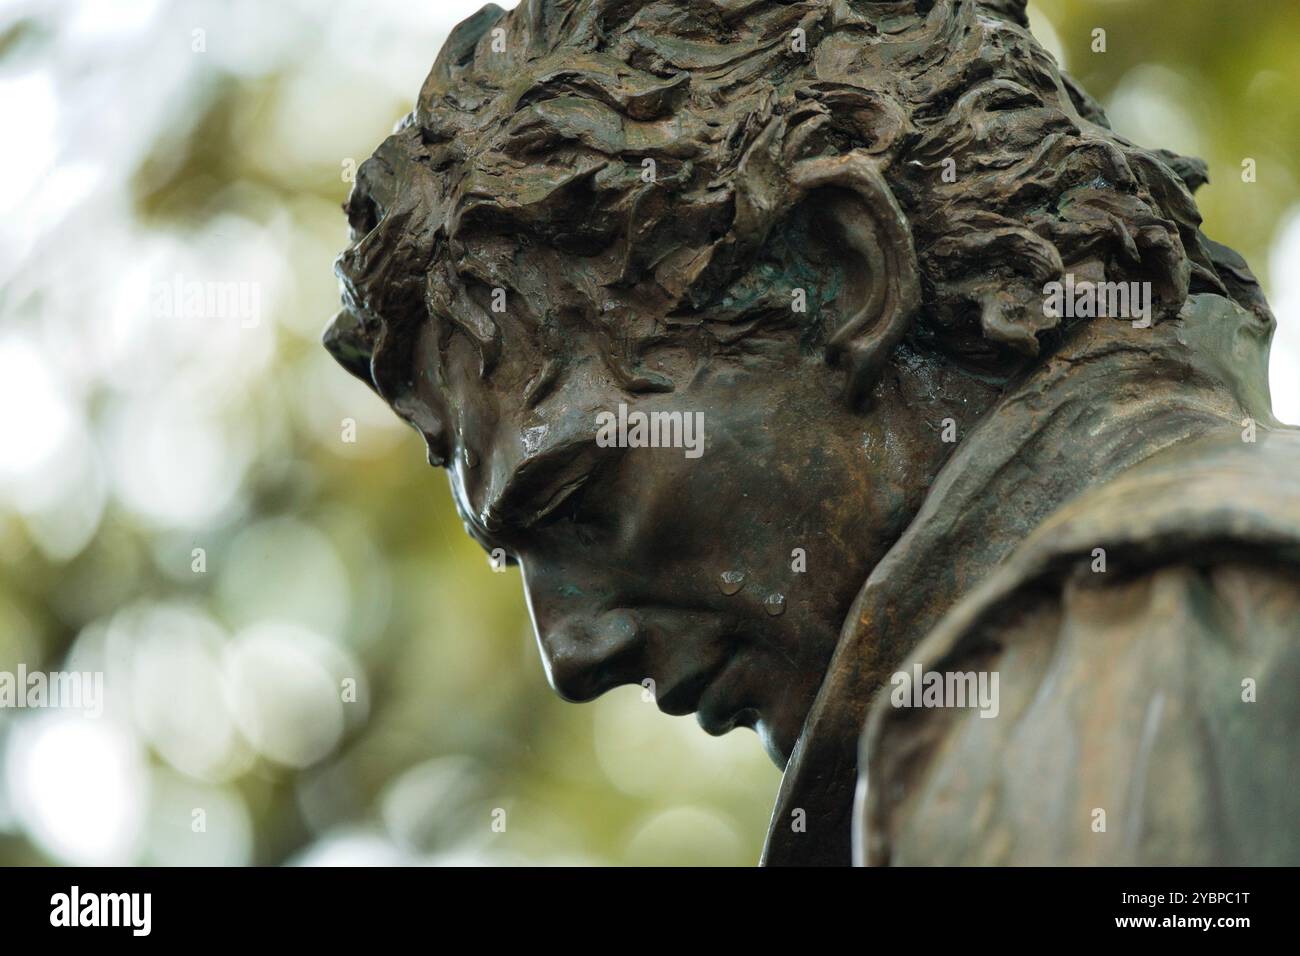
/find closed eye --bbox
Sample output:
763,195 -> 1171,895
532,473 -> 593,528
478,442 -> 622,543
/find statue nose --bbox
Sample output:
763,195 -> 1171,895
533,607 -> 646,703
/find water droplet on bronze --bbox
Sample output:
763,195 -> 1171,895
462,446 -> 479,468
764,592 -> 786,616
718,570 -> 745,595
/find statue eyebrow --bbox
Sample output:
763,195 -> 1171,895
479,438 -> 612,537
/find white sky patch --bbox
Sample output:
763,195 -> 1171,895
0,70 -> 59,222
1105,64 -> 1206,161
5,713 -> 147,865
1025,3 -> 1066,71
0,337 -> 75,482
1267,206 -> 1300,426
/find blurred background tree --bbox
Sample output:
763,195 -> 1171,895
0,0 -> 1295,866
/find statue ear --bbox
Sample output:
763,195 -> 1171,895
788,154 -> 921,408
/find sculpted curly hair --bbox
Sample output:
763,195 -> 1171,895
326,0 -> 1272,464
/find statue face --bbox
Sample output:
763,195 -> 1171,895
414,296 -> 962,766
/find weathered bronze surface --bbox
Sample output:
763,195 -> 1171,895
326,0 -> 1300,865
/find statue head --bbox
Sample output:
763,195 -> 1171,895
325,0 -> 1253,765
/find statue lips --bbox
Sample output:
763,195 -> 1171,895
655,653 -> 758,740
653,657 -> 730,718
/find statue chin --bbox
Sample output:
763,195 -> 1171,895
755,720 -> 793,772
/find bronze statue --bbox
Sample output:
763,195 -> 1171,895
324,0 -> 1300,865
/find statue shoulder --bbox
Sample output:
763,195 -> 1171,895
857,426 -> 1300,865
982,424 -> 1300,586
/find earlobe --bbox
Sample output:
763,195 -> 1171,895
789,154 -> 922,408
